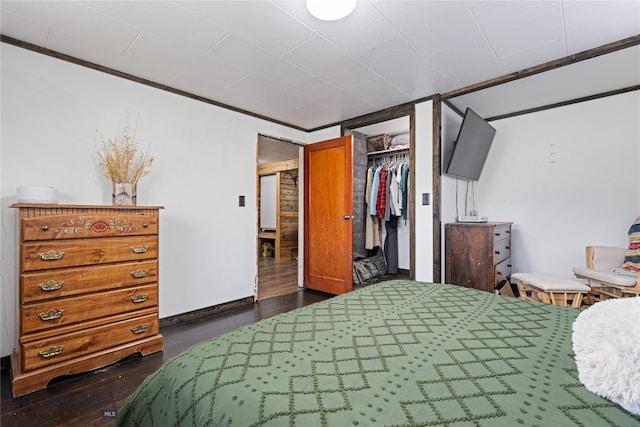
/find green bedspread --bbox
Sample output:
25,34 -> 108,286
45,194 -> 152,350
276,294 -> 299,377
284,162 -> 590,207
116,280 -> 640,426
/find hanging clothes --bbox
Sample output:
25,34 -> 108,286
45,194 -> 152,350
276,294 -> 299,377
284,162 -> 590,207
364,153 -> 410,261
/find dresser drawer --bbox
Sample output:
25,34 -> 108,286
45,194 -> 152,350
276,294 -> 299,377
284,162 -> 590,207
22,236 -> 157,271
21,313 -> 159,371
495,258 -> 512,286
493,225 -> 511,242
22,214 -> 158,241
21,260 -> 158,303
21,284 -> 158,334
493,236 -> 511,264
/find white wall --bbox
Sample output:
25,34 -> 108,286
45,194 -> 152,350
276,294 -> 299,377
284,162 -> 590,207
441,91 -> 640,281
0,44 -> 309,357
413,100 -> 434,282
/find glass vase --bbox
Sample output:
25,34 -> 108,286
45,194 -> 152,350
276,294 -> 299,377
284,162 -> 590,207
112,182 -> 137,206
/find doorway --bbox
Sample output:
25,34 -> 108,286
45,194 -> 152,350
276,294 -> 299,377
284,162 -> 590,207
256,135 -> 302,300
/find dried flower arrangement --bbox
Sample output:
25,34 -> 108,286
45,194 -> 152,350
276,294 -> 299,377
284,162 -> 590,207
97,115 -> 154,184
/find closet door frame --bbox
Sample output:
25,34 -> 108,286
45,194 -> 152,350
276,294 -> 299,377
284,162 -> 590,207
341,105 -> 417,280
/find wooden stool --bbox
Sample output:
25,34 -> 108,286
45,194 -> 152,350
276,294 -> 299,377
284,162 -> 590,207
512,272 -> 590,308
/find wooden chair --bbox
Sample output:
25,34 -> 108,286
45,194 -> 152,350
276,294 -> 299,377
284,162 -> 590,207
573,246 -> 640,299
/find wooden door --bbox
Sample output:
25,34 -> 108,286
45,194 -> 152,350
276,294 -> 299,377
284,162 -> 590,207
304,135 -> 353,295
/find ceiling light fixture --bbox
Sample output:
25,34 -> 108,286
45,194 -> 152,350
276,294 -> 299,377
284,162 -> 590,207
306,0 -> 357,21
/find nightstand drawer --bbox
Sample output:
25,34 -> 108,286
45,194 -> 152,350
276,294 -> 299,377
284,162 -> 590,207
21,260 -> 158,303
21,313 -> 159,371
21,284 -> 158,334
22,236 -> 158,271
22,214 -> 158,241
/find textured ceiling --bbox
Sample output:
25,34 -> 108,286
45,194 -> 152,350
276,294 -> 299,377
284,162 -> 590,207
1,1 -> 639,131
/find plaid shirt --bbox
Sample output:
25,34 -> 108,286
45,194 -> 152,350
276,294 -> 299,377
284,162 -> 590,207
376,164 -> 388,219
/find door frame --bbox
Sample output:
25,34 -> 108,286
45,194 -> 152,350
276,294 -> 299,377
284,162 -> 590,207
341,105 -> 416,280
255,135 -> 304,300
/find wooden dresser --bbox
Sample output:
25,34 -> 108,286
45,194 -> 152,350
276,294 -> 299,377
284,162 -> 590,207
445,222 -> 512,293
10,204 -> 164,397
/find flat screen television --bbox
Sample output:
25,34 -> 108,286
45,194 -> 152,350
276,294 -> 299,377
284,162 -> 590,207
445,108 -> 496,181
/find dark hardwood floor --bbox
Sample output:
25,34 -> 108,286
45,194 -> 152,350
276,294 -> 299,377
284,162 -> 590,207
1,289 -> 332,427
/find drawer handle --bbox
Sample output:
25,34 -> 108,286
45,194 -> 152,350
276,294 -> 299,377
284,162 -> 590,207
41,225 -> 49,231
38,251 -> 64,261
38,345 -> 64,358
38,280 -> 64,291
130,244 -> 149,254
495,251 -> 500,255
130,269 -> 149,278
38,309 -> 64,321
142,223 -> 149,228
130,293 -> 149,303
131,324 -> 148,334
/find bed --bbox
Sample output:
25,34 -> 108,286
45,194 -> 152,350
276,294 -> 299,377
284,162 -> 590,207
116,280 -> 639,426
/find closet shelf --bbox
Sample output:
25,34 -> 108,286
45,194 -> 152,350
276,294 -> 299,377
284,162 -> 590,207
367,147 -> 409,158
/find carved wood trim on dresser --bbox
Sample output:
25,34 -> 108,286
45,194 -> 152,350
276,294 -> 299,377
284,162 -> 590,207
10,204 -> 164,397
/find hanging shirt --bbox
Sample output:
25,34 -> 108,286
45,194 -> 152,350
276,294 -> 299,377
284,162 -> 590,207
401,164 -> 409,221
376,165 -> 388,219
369,166 -> 381,216
389,165 -> 399,217
365,167 -> 381,250
395,163 -> 404,216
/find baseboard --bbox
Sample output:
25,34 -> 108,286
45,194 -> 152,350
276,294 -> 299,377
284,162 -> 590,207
159,296 -> 254,328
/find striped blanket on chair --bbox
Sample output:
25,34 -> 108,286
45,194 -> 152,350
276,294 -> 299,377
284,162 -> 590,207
613,215 -> 640,277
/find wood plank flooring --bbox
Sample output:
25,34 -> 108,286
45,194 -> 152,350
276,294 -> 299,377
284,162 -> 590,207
257,257 -> 299,300
1,289 -> 332,427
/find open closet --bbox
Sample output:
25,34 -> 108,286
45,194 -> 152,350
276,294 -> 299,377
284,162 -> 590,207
349,116 -> 412,283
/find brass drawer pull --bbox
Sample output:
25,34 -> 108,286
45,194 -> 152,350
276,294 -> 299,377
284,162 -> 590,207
130,244 -> 149,254
130,269 -> 149,278
131,324 -> 148,334
38,308 -> 64,321
38,251 -> 64,261
41,225 -> 49,231
38,345 -> 64,358
130,294 -> 149,303
38,280 -> 64,291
